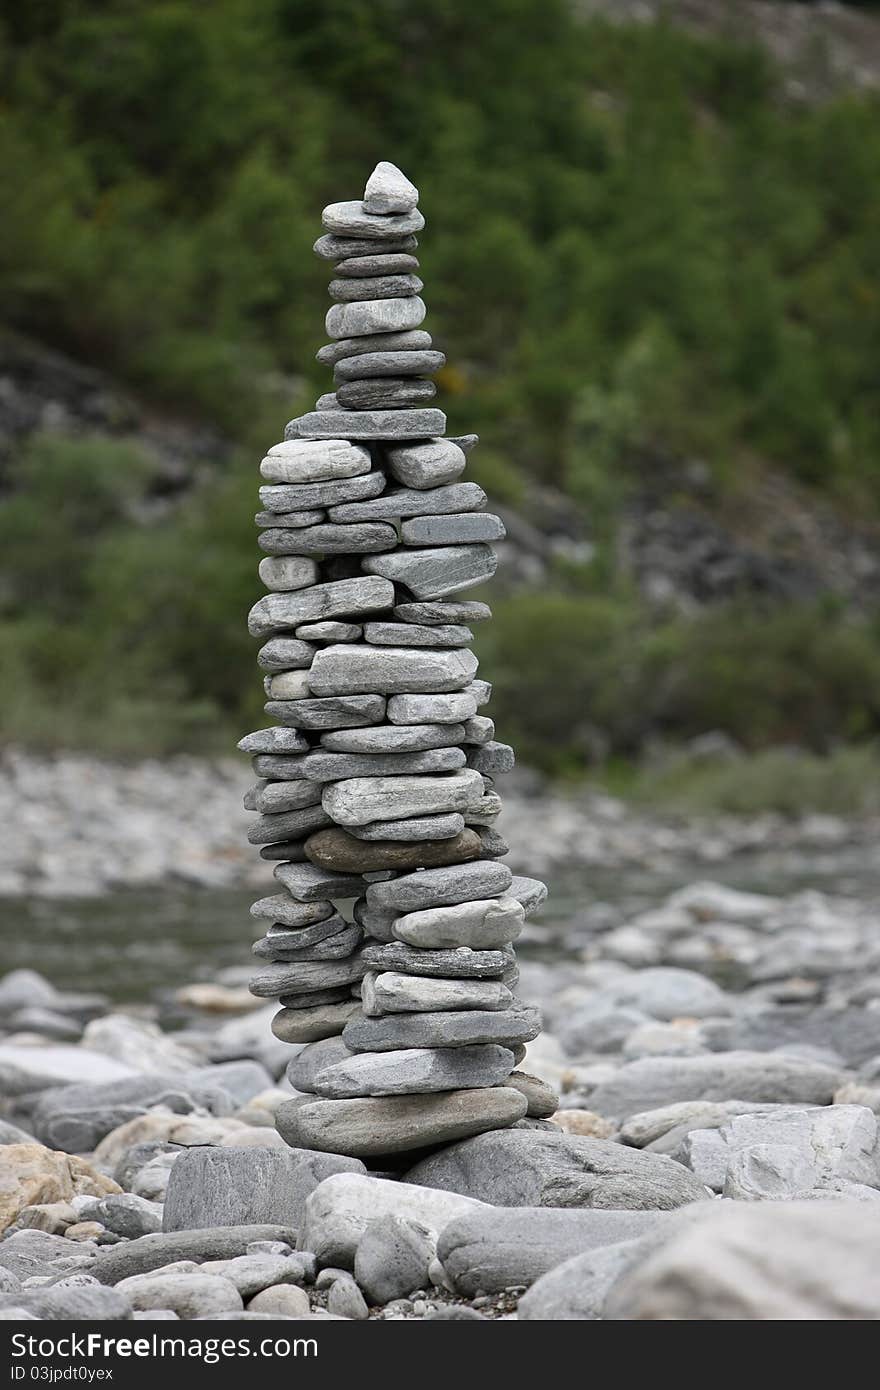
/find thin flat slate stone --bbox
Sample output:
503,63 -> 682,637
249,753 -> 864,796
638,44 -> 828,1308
259,470 -> 385,512
329,481 -> 485,523
248,577 -> 394,637
364,545 -> 497,600
334,351 -> 444,383
262,695 -> 386,731
319,723 -> 465,753
363,622 -> 472,649
347,812 -> 464,843
386,440 -> 466,490
314,233 -> 418,262
342,1006 -> 541,1054
249,956 -> 367,1000
296,621 -> 362,642
321,201 -> 424,240
259,839 -> 309,861
255,922 -> 362,963
250,895 -> 335,926
359,942 -> 512,980
304,827 -> 482,875
363,162 -> 419,215
278,987 -> 355,1010
402,514 -> 506,546
366,860 -> 513,912
316,329 -> 431,366
310,1045 -> 514,1099
334,253 -> 420,278
259,440 -> 371,483
326,296 -> 426,340
255,509 -> 325,528
272,1001 -> 362,1044
323,769 -> 484,827
386,692 -> 478,725
252,917 -> 351,957
509,876 -> 549,917
275,1088 -> 527,1157
249,781 -> 325,814
308,645 -> 477,697
394,601 -> 491,625
284,409 -> 446,442
238,727 -> 310,754
290,748 -> 466,781
274,862 -> 367,902
336,378 -> 437,410
392,897 -> 525,950
247,803 -> 331,845
362,972 -> 513,1016
329,274 -> 423,302
258,523 -> 398,556
258,556 -> 318,591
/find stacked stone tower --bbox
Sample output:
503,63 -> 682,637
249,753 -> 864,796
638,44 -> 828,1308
241,162 -> 553,1161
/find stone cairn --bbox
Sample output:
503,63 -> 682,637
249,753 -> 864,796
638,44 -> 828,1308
240,161 -> 554,1163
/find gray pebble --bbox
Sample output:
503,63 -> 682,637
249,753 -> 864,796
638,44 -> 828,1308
258,522 -> 397,555
329,274 -> 423,301
326,295 -> 426,340
343,1008 -> 540,1054
321,201 -> 424,240
329,481 -> 485,523
259,470 -> 384,512
284,408 -> 446,441
314,234 -> 418,262
364,545 -> 497,600
402,513 -> 506,545
316,329 -> 432,366
387,439 -> 466,490
334,350 -> 444,383
334,253 -> 420,277
261,694 -> 386,732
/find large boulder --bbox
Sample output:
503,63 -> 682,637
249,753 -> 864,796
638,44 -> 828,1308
162,1145 -> 364,1232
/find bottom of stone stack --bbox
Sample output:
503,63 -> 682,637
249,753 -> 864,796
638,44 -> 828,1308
249,861 -> 549,1160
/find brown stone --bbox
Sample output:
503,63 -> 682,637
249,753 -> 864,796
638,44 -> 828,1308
0,1144 -> 121,1233
303,827 -> 483,874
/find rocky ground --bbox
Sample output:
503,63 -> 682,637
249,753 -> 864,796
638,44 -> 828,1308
1,870 -> 879,1320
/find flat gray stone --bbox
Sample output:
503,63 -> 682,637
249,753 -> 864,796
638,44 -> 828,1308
284,408 -> 446,441
363,161 -> 419,214
467,740 -> 515,774
337,377 -> 436,409
387,691 -> 478,724
162,1147 -> 362,1233
334,350 -> 444,382
255,553 -> 316,592
363,621 -> 472,648
343,1006 -> 540,1053
296,621 -> 362,641
322,201 -> 424,240
249,956 -> 367,1000
354,1214 -> 433,1305
320,722 -> 465,753
364,545 -> 497,599
588,1051 -> 847,1121
259,439 -> 371,483
329,273 -> 423,301
262,694 -> 387,730
329,481 -> 485,522
362,971 -> 513,1015
508,875 -> 548,916
314,234 -> 419,263
359,942 -> 512,979
279,748 -> 465,781
311,1044 -> 514,1099
259,839 -> 308,861
387,439 -> 466,490
394,600 -> 491,625
237,726 -> 310,753
274,862 -> 367,901
334,253 -> 420,278
246,803 -> 331,845
250,639 -> 316,672
255,508 -> 325,528
93,1227 -> 299,1286
252,918 -> 349,956
437,1207 -> 681,1295
259,470 -> 385,511
323,768 -> 483,826
326,295 -> 426,340
255,921 -> 362,963
308,644 -> 478,696
316,328 -> 431,365
406,1129 -> 709,1209
276,1086 -> 526,1158
346,812 -> 465,842
392,897 -> 524,949
258,522 -> 397,555
273,984 -> 351,1010
263,669 -> 311,699
272,1000 -> 362,1044
366,859 -> 513,912
247,780 -> 324,814
248,577 -> 394,636
402,513 -> 506,545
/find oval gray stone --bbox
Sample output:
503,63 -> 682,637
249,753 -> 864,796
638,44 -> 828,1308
313,234 -> 419,262
310,1045 -> 515,1098
329,481 -> 485,523
258,523 -> 397,555
362,971 -> 513,1015
321,201 -> 424,240
386,439 -> 466,490
343,1006 -> 541,1054
329,274 -> 423,301
259,470 -> 384,512
334,350 -> 445,382
316,329 -> 432,365
259,440 -> 371,483
323,769 -> 484,827
307,645 -> 477,697
334,253 -> 420,277
366,860 -> 513,912
326,296 -> 426,340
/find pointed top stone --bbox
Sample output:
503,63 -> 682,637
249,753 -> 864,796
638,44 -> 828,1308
363,162 -> 419,215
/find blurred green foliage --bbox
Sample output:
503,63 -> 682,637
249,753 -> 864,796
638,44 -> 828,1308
1,3 -> 880,773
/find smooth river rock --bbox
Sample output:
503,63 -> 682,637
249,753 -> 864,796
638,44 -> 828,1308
309,1045 -> 515,1099
259,440 -> 371,483
387,439 -> 466,490
328,481 -> 485,523
362,971 -> 513,1015
392,897 -> 525,949
322,769 -> 484,827
307,644 -> 478,696
365,860 -> 513,912
248,577 -> 394,637
364,545 -> 497,600
343,1005 -> 540,1054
